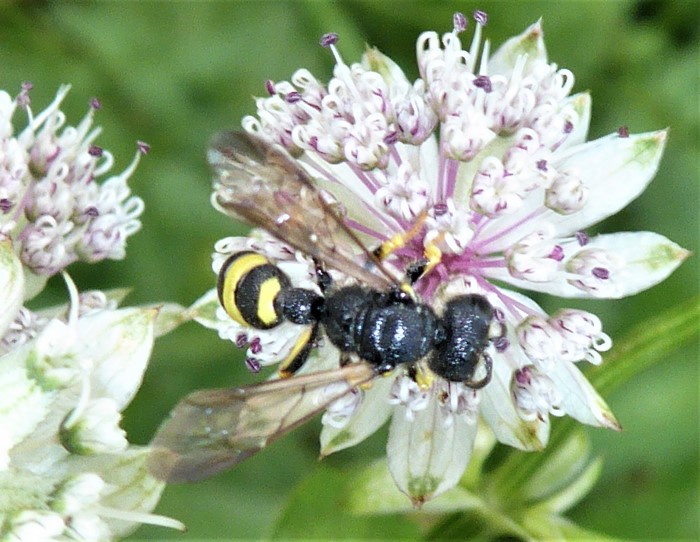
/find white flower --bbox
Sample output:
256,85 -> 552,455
0,271 -> 184,539
0,82 -> 185,538
0,84 -> 145,280
212,11 -> 689,504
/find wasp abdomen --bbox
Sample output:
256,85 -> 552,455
218,251 -> 291,329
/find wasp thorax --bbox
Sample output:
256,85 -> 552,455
322,286 -> 439,374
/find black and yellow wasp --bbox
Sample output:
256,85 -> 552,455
149,131 -> 495,483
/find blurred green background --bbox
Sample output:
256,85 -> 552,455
2,1 -> 697,540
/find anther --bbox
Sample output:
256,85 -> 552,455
453,12 -> 467,33
320,33 -> 338,48
473,10 -> 488,26
592,267 -> 609,280
575,231 -> 589,246
548,245 -> 564,261
88,145 -> 103,157
473,75 -> 492,93
137,140 -> 150,155
250,337 -> 262,354
245,357 -> 261,373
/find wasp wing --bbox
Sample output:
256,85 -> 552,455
209,130 -> 397,290
149,363 -> 375,483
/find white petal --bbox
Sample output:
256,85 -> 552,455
487,231 -> 689,299
151,302 -> 189,337
415,135 -> 440,191
0,346 -> 53,463
188,288 -> 222,331
487,20 -> 547,74
483,130 -> 668,251
550,130 -> 668,236
0,239 -> 24,338
387,390 -> 477,505
547,361 -> 620,430
362,47 -> 411,96
81,307 -> 157,409
61,447 -> 174,537
320,375 -> 393,456
479,289 -> 551,449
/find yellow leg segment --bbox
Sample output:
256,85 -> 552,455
373,210 -> 446,283
421,237 -> 443,278
373,210 -> 429,261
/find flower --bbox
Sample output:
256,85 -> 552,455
208,11 -> 689,504
0,270 -> 185,539
0,84 -> 185,539
0,84 -> 145,283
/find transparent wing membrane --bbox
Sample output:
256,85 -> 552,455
149,363 -> 375,482
209,131 -> 398,290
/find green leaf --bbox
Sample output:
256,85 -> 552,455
270,463 -> 420,539
519,429 -> 592,504
520,511 -> 624,542
588,294 -> 700,396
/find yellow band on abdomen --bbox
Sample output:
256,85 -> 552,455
220,252 -> 269,326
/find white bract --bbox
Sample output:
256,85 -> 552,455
0,85 -> 184,539
211,11 -> 688,504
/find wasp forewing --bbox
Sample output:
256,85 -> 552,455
149,363 -> 375,482
208,130 -> 398,290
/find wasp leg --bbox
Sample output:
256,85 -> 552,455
278,323 -> 319,378
464,353 -> 493,389
402,235 -> 445,285
372,210 -> 429,261
405,259 -> 428,284
312,257 -> 333,294
337,353 -> 351,367
408,361 -> 436,391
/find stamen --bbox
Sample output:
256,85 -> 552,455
137,140 -> 150,155
473,75 -> 492,93
16,81 -> 33,109
88,145 -> 103,157
249,336 -> 262,354
473,10 -> 488,26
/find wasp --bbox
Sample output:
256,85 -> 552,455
149,131 -> 497,483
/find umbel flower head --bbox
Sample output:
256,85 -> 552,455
206,11 -> 688,504
0,83 -> 145,285
0,85 -> 185,539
